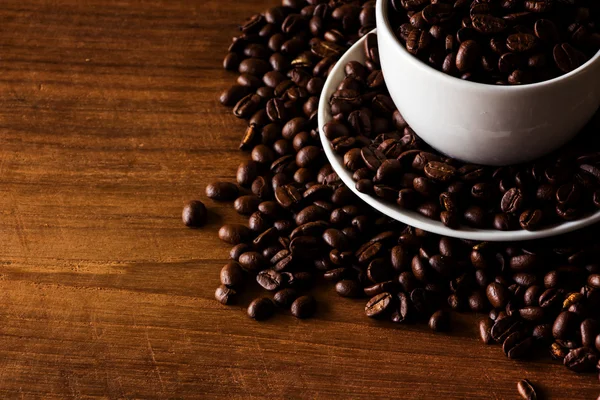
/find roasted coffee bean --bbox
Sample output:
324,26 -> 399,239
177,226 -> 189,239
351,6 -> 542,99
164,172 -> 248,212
506,33 -> 537,53
554,43 -> 587,73
256,269 -> 283,291
206,182 -> 239,201
587,274 -> 600,289
503,331 -> 533,359
464,206 -> 487,228
220,85 -> 251,106
563,347 -> 598,372
239,251 -> 266,273
553,311 -> 579,340
295,205 -> 328,225
289,236 -> 321,258
215,285 -> 236,305
492,316 -> 522,342
469,290 -> 488,312
218,224 -> 252,245
580,318 -> 599,348
429,310 -> 451,332
336,279 -> 362,298
223,52 -> 240,71
487,282 -> 508,309
456,40 -> 479,72
324,267 -> 351,282
539,288 -> 561,308
291,295 -> 317,319
247,297 -> 275,320
239,58 -> 270,77
221,261 -> 245,289
230,243 -> 251,261
519,306 -> 544,322
424,162 -> 456,182
519,209 -> 543,230
182,200 -> 208,228
234,195 -> 260,215
510,254 -> 540,271
501,188 -> 524,213
275,185 -> 302,209
550,341 -> 568,360
533,324 -> 553,343
322,228 -> 350,250
237,160 -> 259,187
233,93 -> 262,118
524,285 -> 542,307
365,292 -> 393,318
273,288 -> 299,308
480,318 -> 494,344
517,379 -> 537,400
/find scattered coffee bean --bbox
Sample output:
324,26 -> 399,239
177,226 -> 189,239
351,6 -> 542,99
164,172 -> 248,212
479,318 -> 494,344
336,279 -> 362,298
218,224 -> 252,245
365,292 -> 393,318
517,379 -> 537,400
291,295 -> 317,318
239,251 -> 266,272
247,297 -> 275,321
503,331 -> 533,359
553,311 -> 579,341
182,200 -> 208,227
220,261 -> 245,289
206,182 -> 239,201
274,288 -> 300,308
215,285 -> 236,305
257,269 -> 283,291
429,310 -> 450,332
564,347 -> 598,372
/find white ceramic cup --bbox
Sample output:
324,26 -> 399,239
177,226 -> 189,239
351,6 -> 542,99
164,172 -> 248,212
376,0 -> 600,166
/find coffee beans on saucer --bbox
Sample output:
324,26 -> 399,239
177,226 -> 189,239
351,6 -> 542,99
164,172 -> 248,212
328,33 -> 600,231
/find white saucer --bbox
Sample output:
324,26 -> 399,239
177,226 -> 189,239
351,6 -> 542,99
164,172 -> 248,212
318,29 -> 600,242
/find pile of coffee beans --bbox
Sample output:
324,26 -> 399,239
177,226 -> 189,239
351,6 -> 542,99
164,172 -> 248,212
325,34 -> 600,231
389,0 -> 600,85
193,0 -> 600,385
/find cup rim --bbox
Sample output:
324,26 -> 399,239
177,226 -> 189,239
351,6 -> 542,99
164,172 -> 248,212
377,0 -> 600,92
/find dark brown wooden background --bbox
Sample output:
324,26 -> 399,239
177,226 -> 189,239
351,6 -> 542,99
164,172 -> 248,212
0,1 -> 597,398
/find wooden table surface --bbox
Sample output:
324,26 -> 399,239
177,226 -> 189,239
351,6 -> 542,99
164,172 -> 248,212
0,1 -> 597,398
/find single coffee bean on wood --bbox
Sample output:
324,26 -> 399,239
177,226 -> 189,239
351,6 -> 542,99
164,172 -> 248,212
517,379 -> 537,400
182,200 -> 207,227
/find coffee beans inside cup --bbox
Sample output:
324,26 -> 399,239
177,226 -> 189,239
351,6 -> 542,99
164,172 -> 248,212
388,0 -> 600,85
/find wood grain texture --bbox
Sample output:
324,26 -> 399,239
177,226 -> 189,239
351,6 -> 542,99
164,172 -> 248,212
0,1 -> 597,398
